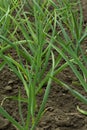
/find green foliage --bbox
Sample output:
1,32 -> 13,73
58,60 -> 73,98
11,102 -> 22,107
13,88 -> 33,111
0,0 -> 87,129
51,0 -> 87,115
0,1 -> 68,129
0,0 -> 11,36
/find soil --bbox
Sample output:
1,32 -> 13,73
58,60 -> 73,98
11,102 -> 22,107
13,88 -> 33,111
0,0 -> 87,130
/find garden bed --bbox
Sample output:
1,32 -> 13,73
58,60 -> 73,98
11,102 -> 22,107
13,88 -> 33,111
0,0 -> 87,130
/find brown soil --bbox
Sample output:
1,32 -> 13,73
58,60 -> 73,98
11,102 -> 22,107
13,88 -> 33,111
0,0 -> 87,130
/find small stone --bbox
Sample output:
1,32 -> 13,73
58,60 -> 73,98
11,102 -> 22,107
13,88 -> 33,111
55,128 -> 60,130
36,128 -> 44,130
4,86 -> 12,91
0,116 -> 10,129
8,80 -> 14,85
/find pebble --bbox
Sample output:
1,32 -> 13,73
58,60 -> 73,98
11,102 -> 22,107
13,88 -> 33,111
8,80 -> 14,85
55,128 -> 60,130
36,128 -> 44,130
4,86 -> 12,91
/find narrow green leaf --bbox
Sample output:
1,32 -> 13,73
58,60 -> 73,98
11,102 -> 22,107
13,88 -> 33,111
0,106 -> 24,130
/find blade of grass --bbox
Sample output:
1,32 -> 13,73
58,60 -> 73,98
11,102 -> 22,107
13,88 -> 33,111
0,106 -> 24,130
